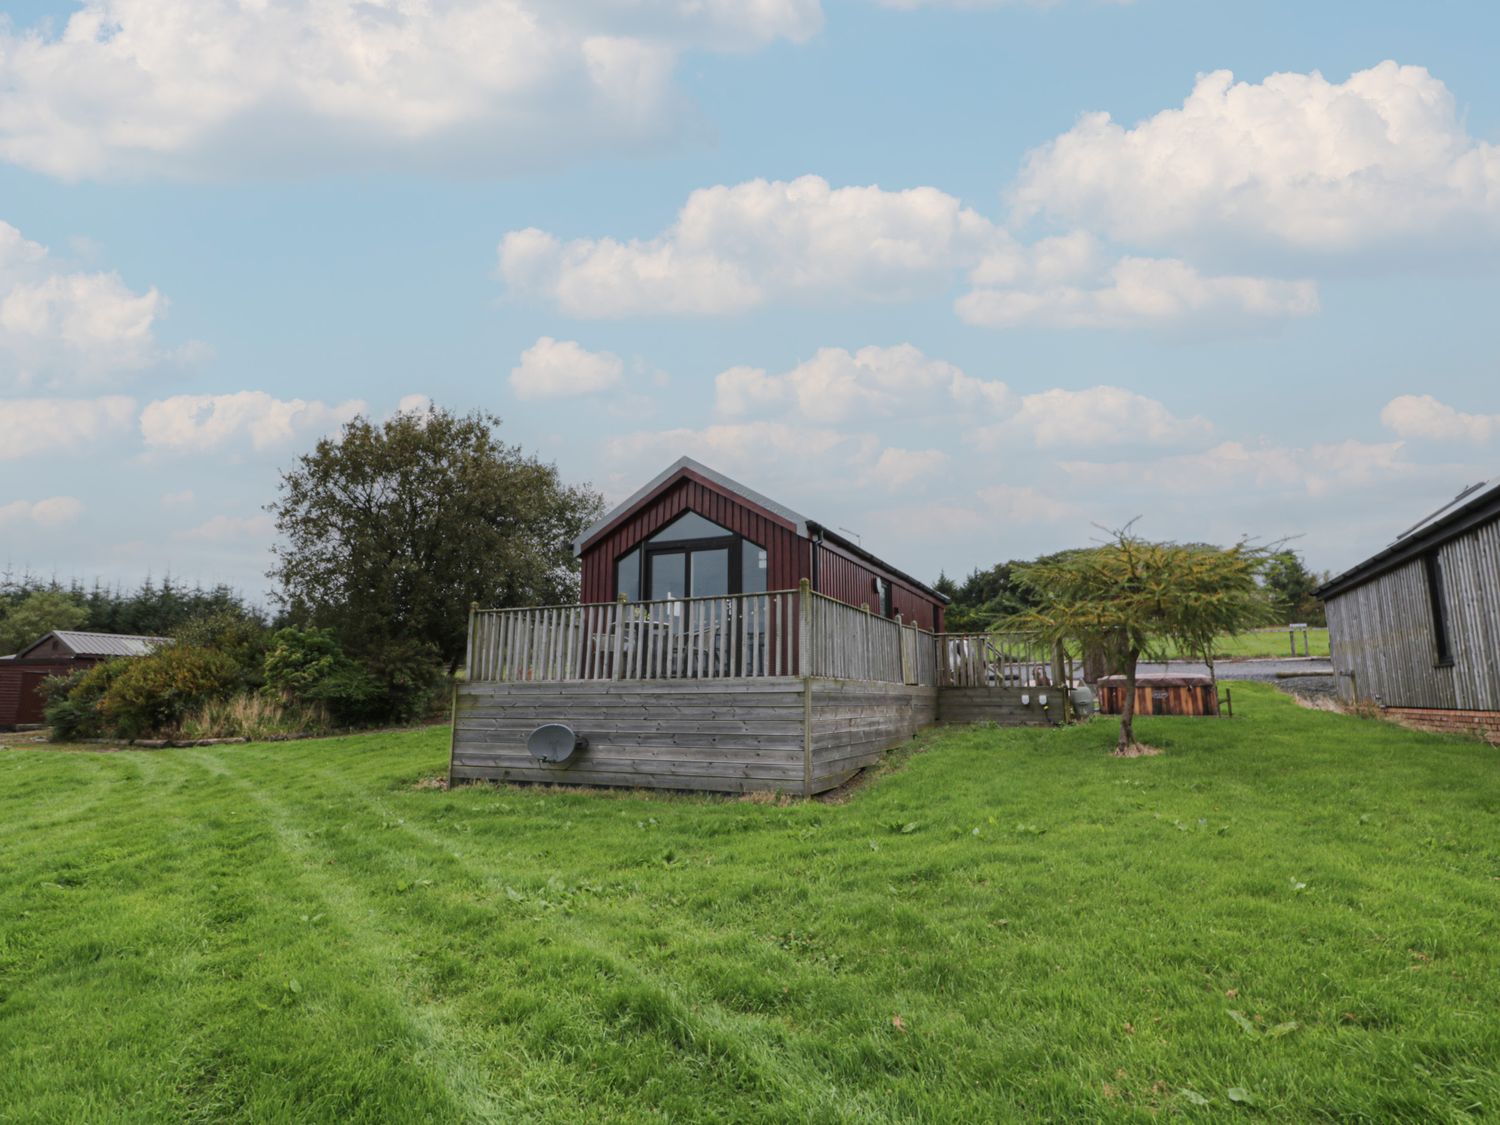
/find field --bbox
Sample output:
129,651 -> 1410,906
1,684 -> 1496,1122
1156,627 -> 1331,661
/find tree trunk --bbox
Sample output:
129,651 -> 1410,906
1117,647 -> 1140,751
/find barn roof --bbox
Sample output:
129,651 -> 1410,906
15,631 -> 171,659
575,456 -> 949,603
1317,475 -> 1500,601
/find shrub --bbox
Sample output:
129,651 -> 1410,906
98,646 -> 239,740
355,637 -> 446,726
263,626 -> 383,726
176,692 -> 328,741
175,609 -> 271,689
42,660 -> 129,742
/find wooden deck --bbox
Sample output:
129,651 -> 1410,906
450,584 -> 1061,795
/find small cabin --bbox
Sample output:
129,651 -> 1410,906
1318,476 -> 1500,743
0,631 -> 169,729
574,456 -> 948,631
1096,673 -> 1220,717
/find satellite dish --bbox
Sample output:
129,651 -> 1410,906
527,723 -> 587,764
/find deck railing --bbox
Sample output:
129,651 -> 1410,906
466,585 -> 1047,688
467,590 -> 800,684
936,633 -> 1056,688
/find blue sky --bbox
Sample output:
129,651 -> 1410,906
2,0 -> 1498,604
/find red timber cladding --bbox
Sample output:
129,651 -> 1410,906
0,660 -> 78,726
579,475 -> 807,603
813,542 -> 944,632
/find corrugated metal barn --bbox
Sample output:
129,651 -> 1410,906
0,631 -> 168,730
1318,478 -> 1500,743
575,456 -> 949,631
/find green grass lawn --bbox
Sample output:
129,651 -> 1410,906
2,685 -> 1496,1123
1154,628 -> 1331,661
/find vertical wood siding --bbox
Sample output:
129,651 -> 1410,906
1327,514 -> 1500,710
813,541 -> 944,631
578,475 -> 946,629
579,477 -> 806,603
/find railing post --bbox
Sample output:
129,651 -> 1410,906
466,601 -> 479,681
612,596 -> 626,680
798,578 -> 812,679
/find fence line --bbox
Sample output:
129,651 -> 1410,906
469,591 -> 798,683
468,589 -> 1048,688
937,633 -> 1054,688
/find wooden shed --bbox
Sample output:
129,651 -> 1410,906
1318,477 -> 1500,743
574,456 -> 949,631
1096,673 -> 1220,717
0,631 -> 168,730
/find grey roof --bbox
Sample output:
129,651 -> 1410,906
1317,474 -> 1500,600
573,456 -> 811,553
31,631 -> 171,658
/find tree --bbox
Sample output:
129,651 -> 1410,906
268,406 -> 604,673
0,590 -> 88,655
1005,525 -> 1275,753
1263,550 -> 1327,626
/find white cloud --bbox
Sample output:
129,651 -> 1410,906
0,395 -> 136,459
509,336 -> 624,399
139,391 -> 365,453
392,393 -> 433,417
1011,61 -> 1500,258
0,495 -> 84,528
1,221 -> 166,386
175,513 -> 277,542
974,385 -> 1212,450
974,482 -> 1079,523
1061,438 -> 1411,498
958,255 -> 1318,329
1381,394 -> 1499,444
714,343 -> 1010,422
867,447 -> 949,489
0,0 -> 821,180
501,177 -> 1316,331
499,175 -> 1002,316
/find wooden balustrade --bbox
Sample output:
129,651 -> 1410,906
467,589 -> 1046,688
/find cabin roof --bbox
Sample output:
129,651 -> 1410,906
15,631 -> 171,659
1317,475 -> 1500,600
574,456 -> 949,604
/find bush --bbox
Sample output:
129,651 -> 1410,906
98,646 -> 239,740
263,626 -> 384,726
176,692 -> 328,741
42,660 -> 129,742
175,609 -> 271,689
356,637 -> 446,726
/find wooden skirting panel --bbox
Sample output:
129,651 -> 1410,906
938,687 -> 1058,726
808,680 -> 937,793
452,678 -> 1050,796
451,678 -> 809,794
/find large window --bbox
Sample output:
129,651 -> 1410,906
1424,551 -> 1453,666
615,509 -> 765,601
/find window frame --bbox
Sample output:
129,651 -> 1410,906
613,509 -> 766,601
1423,550 -> 1454,667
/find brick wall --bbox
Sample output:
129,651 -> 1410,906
1380,706 -> 1500,746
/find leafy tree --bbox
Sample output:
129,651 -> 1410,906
1263,550 -> 1327,626
268,406 -> 603,673
1006,525 -> 1275,753
0,590 -> 89,654
97,647 -> 239,739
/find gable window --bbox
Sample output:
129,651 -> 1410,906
615,509 -> 764,601
1423,550 -> 1453,666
